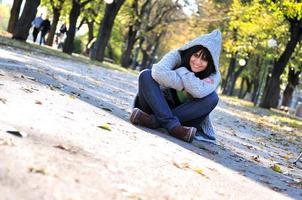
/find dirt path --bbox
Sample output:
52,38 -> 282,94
0,45 -> 301,200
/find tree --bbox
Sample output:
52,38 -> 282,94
12,0 -> 41,41
260,0 -> 302,108
7,0 -> 23,33
79,3 -> 104,54
281,67 -> 301,107
90,0 -> 126,62
120,0 -> 150,68
42,0 -> 66,46
63,0 -> 93,54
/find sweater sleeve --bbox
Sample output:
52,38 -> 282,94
151,50 -> 184,91
175,67 -> 221,98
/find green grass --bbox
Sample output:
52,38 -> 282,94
0,31 -> 138,75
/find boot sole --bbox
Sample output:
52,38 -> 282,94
130,108 -> 140,125
186,127 -> 197,143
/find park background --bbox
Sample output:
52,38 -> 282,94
0,1 -> 301,199
0,0 -> 301,112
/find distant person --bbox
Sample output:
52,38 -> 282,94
56,22 -> 67,49
59,23 -> 67,35
39,16 -> 51,45
130,29 -> 222,143
31,14 -> 43,43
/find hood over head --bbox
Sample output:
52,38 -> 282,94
178,29 -> 222,71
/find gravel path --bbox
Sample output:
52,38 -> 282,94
0,45 -> 301,200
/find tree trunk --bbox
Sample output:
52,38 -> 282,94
140,41 -> 155,70
90,0 -> 126,62
63,0 -> 81,54
222,55 -> 236,94
260,20 -> 302,109
238,78 -> 245,98
12,0 -> 40,41
7,0 -> 23,33
107,43 -> 114,60
46,8 -> 60,46
84,20 -> 94,54
282,85 -> 294,107
281,68 -> 301,107
140,48 -> 150,70
121,25 -> 138,68
87,20 -> 94,46
243,78 -> 252,99
251,56 -> 262,103
227,65 -> 245,96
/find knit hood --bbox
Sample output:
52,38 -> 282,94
178,29 -> 222,72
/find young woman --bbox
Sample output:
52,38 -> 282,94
130,29 -> 222,143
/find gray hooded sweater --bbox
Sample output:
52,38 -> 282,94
151,29 -> 222,141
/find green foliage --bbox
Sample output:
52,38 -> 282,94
0,5 -> 10,31
108,22 -> 124,63
41,0 -> 73,23
73,36 -> 84,53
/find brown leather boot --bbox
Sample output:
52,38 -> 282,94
130,108 -> 160,129
169,125 -> 196,143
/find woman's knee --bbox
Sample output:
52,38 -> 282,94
138,69 -> 152,83
196,91 -> 219,109
209,92 -> 219,107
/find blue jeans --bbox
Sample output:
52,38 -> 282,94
136,69 -> 219,131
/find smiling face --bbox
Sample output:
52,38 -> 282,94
189,50 -> 209,73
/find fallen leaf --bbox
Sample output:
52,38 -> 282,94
6,130 -> 28,137
190,165 -> 204,175
272,164 -> 282,173
98,123 -> 112,131
0,138 -> 14,146
281,155 -> 289,161
101,107 -> 112,112
28,166 -> 48,175
27,76 -> 36,81
173,159 -> 206,176
271,186 -> 283,192
71,91 -> 80,96
21,87 -> 33,93
0,98 -> 7,104
251,155 -> 261,162
173,160 -> 190,169
244,144 -> 254,150
35,100 -> 42,105
54,144 -> 70,151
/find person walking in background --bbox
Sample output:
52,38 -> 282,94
56,22 -> 67,49
130,29 -> 222,143
31,14 -> 43,43
39,16 -> 51,45
59,23 -> 67,36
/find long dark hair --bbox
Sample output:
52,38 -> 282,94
177,45 -> 216,79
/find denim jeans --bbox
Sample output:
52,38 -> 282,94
137,69 -> 219,131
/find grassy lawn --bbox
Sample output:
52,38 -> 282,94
0,30 -> 138,75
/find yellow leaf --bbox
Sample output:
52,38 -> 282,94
282,155 -> 289,161
190,166 -> 204,175
272,164 -> 282,173
98,123 -> 111,131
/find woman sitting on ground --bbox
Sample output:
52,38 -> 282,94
130,29 -> 222,143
